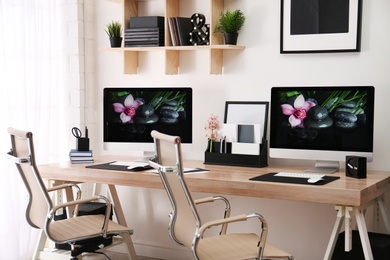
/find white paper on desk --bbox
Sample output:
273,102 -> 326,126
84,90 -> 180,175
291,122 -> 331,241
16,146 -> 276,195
231,142 -> 260,155
110,161 -> 149,169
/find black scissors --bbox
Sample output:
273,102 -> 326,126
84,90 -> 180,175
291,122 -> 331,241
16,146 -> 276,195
72,127 -> 82,138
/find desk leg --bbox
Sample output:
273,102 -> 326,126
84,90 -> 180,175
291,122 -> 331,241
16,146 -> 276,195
354,207 -> 374,260
377,195 -> 390,233
324,205 -> 375,260
32,229 -> 47,260
108,184 -> 139,260
324,206 -> 345,260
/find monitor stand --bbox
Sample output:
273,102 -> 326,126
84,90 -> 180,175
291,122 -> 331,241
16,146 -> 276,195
304,160 -> 339,174
137,150 -> 155,162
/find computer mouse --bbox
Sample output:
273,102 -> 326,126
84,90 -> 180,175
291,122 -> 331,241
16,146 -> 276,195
307,177 -> 324,184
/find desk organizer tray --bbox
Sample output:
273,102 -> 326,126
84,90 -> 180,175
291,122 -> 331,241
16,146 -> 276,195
249,172 -> 340,185
204,140 -> 268,168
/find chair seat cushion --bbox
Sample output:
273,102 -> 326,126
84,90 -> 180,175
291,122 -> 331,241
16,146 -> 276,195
197,233 -> 290,260
48,215 -> 130,243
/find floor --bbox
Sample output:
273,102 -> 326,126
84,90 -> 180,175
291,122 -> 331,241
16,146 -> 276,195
82,252 -> 160,260
44,239 -> 163,260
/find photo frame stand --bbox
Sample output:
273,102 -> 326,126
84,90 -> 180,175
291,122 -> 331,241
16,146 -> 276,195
204,139 -> 268,168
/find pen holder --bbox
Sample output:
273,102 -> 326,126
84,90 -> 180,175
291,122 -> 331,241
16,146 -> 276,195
76,138 -> 89,151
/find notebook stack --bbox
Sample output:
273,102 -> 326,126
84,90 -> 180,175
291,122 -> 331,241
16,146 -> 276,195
69,149 -> 94,164
125,16 -> 165,47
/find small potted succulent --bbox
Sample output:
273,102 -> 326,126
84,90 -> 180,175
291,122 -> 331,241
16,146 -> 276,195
214,9 -> 245,45
105,21 -> 122,48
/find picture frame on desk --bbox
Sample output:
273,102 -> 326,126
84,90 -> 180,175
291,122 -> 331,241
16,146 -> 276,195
204,101 -> 269,168
280,0 -> 362,53
224,101 -> 269,140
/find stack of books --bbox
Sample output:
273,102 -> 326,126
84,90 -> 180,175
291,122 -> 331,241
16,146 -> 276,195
125,16 -> 165,47
69,149 -> 94,164
167,17 -> 193,46
124,28 -> 164,47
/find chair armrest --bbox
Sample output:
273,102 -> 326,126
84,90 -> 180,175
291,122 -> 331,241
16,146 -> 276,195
50,195 -> 102,215
197,213 -> 268,239
47,183 -> 82,200
194,196 -> 231,235
196,213 -> 268,260
47,195 -> 112,237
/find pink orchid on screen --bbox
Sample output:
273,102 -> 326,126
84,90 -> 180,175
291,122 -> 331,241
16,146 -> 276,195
281,94 -> 316,127
113,94 -> 143,123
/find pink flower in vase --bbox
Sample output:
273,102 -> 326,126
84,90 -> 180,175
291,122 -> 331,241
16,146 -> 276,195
205,114 -> 220,152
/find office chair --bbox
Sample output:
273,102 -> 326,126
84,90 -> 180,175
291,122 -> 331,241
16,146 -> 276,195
149,130 -> 294,260
7,127 -> 135,260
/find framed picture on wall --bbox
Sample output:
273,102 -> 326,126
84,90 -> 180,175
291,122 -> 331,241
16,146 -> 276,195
280,0 -> 362,53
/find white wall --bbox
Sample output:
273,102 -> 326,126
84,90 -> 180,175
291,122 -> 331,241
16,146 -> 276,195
90,0 -> 390,259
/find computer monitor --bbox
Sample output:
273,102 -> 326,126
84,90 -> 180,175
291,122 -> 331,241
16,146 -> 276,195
269,86 -> 375,173
103,87 -> 193,157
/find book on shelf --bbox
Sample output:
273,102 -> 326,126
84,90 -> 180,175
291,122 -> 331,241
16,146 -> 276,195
124,43 -> 163,47
125,27 -> 164,47
129,16 -> 164,29
125,27 -> 162,32
168,17 -> 178,46
168,17 -> 192,46
175,17 -> 192,46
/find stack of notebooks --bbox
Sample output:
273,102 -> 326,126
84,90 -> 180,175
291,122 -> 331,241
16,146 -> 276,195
69,149 -> 94,164
167,17 -> 192,46
125,16 -> 165,47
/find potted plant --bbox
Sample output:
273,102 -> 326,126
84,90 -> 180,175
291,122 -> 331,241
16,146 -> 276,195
214,9 -> 245,45
105,21 -> 122,48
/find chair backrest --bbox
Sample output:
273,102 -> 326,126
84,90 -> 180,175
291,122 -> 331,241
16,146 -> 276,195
7,127 -> 52,230
150,130 -> 200,249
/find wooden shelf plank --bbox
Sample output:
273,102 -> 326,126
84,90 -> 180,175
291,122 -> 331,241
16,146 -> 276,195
101,45 -> 245,52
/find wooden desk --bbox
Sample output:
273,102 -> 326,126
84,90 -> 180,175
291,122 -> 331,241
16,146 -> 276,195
39,155 -> 390,260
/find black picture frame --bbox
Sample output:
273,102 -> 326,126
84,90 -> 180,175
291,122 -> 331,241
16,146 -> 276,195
224,101 -> 269,141
280,0 -> 362,53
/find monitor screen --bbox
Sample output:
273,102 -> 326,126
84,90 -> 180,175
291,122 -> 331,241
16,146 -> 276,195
103,87 -> 193,152
270,86 -> 375,173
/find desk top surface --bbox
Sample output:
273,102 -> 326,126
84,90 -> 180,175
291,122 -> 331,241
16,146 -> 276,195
39,155 -> 390,207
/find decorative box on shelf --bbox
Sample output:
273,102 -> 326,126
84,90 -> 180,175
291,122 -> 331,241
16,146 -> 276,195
204,139 -> 268,168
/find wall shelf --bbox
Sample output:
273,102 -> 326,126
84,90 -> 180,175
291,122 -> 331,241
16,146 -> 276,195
103,0 -> 245,75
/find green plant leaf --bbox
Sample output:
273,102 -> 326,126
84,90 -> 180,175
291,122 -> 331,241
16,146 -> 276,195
214,9 -> 245,33
105,21 -> 122,37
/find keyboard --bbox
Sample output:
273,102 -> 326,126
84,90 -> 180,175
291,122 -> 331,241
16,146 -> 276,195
274,172 -> 325,179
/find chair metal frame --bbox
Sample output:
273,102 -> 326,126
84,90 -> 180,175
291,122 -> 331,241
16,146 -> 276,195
149,130 -> 293,260
7,127 -> 135,260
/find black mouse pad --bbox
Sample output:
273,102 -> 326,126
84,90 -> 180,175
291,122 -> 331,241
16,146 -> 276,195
249,172 -> 340,185
86,162 -> 153,172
